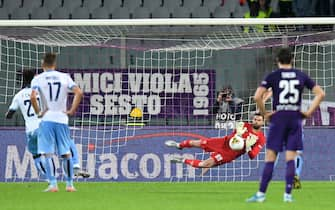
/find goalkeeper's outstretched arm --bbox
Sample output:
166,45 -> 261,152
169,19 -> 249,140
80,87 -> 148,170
247,135 -> 266,159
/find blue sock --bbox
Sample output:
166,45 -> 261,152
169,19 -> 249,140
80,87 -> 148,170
286,160 -> 295,194
259,162 -> 275,193
40,156 -> 57,186
274,153 -> 280,168
295,154 -> 303,177
33,156 -> 46,179
62,157 -> 74,187
69,140 -> 79,167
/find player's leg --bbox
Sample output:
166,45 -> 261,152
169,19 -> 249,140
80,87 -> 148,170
295,152 -> 303,177
69,140 -> 82,176
171,150 -> 224,169
260,149 -> 278,191
171,156 -> 216,168
32,154 -> 45,177
284,150 -> 297,202
274,151 -> 302,190
69,140 -> 90,178
274,153 -> 280,167
166,137 -> 226,152
185,157 -> 216,168
284,119 -> 303,201
247,148 -> 277,202
293,151 -> 303,189
247,115 -> 285,203
38,122 -> 58,192
294,129 -> 304,189
61,153 -> 76,192
69,139 -> 80,169
27,130 -> 47,180
40,154 -> 58,192
55,123 -> 75,192
201,167 -> 211,176
165,139 -> 202,149
275,152 -> 302,190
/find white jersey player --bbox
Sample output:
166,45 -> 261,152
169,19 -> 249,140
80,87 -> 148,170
5,69 -> 46,179
6,70 -> 89,182
30,53 -> 83,192
7,88 -> 40,133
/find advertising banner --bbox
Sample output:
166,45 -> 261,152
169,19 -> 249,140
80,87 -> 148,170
67,69 -> 216,118
1,127 -> 334,182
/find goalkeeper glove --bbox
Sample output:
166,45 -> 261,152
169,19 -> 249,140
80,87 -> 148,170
235,122 -> 247,136
245,146 -> 252,153
245,135 -> 257,152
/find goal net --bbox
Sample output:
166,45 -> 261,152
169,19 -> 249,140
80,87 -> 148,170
0,18 -> 334,182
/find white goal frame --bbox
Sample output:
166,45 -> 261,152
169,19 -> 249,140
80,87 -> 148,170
0,17 -> 335,27
1,17 -> 334,182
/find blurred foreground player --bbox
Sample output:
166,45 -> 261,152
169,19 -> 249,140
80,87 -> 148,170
247,48 -> 325,203
165,113 -> 266,173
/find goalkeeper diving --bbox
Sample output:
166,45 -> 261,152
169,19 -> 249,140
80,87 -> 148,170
165,113 -> 266,171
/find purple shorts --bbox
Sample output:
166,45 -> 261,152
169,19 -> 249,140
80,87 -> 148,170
266,111 -> 303,152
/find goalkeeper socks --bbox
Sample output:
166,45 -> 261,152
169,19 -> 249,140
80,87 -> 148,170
285,160 -> 295,194
62,157 -> 74,187
179,140 -> 192,149
295,154 -> 303,177
184,159 -> 202,168
40,156 -> 57,186
69,140 -> 79,166
259,162 -> 274,193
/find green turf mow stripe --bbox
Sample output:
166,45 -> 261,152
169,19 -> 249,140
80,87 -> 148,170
0,182 -> 334,210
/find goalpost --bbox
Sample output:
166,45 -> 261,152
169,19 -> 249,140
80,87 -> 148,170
0,18 -> 334,182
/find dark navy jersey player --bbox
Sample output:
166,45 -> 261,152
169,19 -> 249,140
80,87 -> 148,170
263,68 -> 315,113
247,48 -> 325,203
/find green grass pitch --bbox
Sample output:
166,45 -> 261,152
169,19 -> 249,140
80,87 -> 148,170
0,182 -> 334,210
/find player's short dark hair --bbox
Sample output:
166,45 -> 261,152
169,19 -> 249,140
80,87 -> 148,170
42,53 -> 57,67
253,112 -> 264,120
276,48 -> 293,64
22,69 -> 35,88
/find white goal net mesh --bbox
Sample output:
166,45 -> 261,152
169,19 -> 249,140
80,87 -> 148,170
0,19 -> 334,182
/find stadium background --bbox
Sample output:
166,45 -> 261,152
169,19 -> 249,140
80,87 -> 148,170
0,0 -> 335,182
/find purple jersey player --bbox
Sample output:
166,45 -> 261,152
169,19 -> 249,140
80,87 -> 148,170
247,48 -> 325,203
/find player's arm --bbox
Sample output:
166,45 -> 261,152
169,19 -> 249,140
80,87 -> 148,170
254,86 -> 268,116
247,135 -> 266,159
30,77 -> 43,117
235,121 -> 247,136
5,94 -> 19,119
229,122 -> 248,145
262,88 -> 272,103
5,110 -> 16,119
302,85 -> 325,118
66,86 -> 83,116
30,89 -> 42,117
